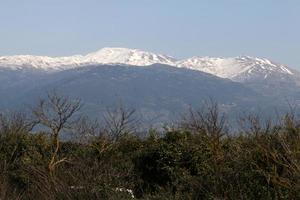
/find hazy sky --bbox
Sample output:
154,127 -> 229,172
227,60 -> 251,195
1,0 -> 299,68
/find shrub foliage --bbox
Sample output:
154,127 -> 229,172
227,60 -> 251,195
0,96 -> 300,199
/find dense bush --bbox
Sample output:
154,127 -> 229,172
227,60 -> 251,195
1,98 -> 300,199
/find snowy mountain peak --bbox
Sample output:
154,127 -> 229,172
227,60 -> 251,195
177,56 -> 294,82
0,48 -> 297,83
85,47 -> 177,66
0,47 -> 176,71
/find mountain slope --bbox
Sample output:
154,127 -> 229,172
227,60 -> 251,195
177,56 -> 300,97
0,47 -> 176,71
0,47 -> 299,123
1,47 -> 298,85
177,56 -> 295,82
0,64 -> 262,124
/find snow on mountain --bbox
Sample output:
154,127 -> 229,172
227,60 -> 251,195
0,47 -> 299,119
177,56 -> 295,82
84,47 -> 176,66
0,47 -> 176,71
0,47 -> 297,84
0,55 -> 85,71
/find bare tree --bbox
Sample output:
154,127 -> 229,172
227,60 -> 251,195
180,99 -> 227,137
238,113 -> 273,137
71,116 -> 101,143
180,99 -> 228,195
32,92 -> 82,174
103,103 -> 139,140
0,112 -> 35,136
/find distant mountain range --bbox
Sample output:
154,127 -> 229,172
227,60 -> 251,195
0,47 -> 299,126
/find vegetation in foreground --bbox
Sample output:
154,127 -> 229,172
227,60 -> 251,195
0,94 -> 300,199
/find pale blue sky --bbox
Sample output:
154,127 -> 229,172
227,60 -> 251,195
1,0 -> 299,68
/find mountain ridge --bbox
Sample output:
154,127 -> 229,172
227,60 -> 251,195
0,47 -> 297,84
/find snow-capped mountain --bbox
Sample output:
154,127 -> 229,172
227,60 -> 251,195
0,47 -> 176,71
84,47 -> 176,66
177,56 -> 297,83
0,47 -> 299,125
0,55 -> 85,71
0,47 -> 297,85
